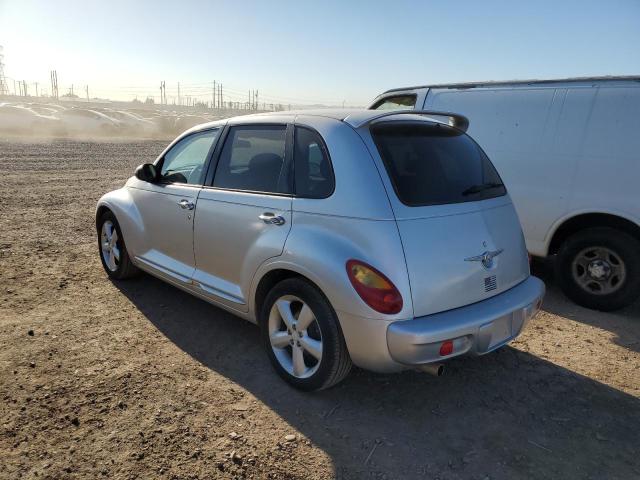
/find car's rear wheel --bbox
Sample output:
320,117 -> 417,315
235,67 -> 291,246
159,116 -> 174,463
556,227 -> 640,311
97,211 -> 139,280
260,278 -> 352,391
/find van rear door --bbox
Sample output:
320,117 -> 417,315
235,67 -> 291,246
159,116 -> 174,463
368,121 -> 530,317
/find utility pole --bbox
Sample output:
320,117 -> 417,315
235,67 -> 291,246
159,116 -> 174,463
177,82 -> 181,106
86,85 -> 89,102
159,81 -> 166,104
255,90 -> 258,110
34,82 -> 39,97
50,70 -> 58,100
22,80 -> 27,96
212,80 -> 216,109
0,46 -> 8,96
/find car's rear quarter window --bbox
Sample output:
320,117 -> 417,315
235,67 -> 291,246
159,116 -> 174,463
294,127 -> 334,198
371,122 -> 506,206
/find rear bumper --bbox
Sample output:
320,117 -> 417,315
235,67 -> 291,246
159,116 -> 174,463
386,276 -> 545,366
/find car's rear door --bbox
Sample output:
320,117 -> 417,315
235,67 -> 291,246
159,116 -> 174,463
365,121 -> 530,317
192,123 -> 293,312
128,128 -> 220,284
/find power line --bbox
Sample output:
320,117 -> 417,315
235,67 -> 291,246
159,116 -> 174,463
0,64 -> 357,107
86,81 -> 345,105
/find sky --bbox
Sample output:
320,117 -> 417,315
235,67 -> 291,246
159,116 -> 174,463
1,0 -> 639,106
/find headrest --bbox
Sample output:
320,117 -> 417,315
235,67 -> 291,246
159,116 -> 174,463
249,153 -> 282,171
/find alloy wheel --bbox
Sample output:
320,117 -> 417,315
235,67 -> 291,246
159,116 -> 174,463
100,220 -> 121,272
268,295 -> 323,378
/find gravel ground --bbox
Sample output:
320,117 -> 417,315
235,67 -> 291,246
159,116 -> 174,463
1,139 -> 638,480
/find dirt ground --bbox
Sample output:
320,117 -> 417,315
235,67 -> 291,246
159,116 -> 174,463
1,139 -> 638,480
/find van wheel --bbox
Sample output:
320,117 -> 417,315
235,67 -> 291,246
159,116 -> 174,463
556,227 -> 640,311
97,211 -> 139,280
259,278 -> 352,391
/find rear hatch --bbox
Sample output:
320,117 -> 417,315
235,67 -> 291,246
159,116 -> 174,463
370,121 -> 529,317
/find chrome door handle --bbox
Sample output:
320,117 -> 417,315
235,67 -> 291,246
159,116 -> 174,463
178,199 -> 195,210
259,212 -> 286,225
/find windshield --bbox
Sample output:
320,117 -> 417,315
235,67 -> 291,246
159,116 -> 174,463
371,122 -> 506,206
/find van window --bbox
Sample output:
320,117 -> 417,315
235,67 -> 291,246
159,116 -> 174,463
371,94 -> 417,111
294,127 -> 334,198
213,125 -> 289,194
371,122 -> 506,206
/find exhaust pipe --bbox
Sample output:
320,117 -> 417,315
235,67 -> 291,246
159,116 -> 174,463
418,363 -> 445,376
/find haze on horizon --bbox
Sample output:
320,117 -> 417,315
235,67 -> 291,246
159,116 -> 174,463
1,0 -> 639,106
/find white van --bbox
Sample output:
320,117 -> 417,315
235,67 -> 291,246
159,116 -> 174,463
370,77 -> 640,311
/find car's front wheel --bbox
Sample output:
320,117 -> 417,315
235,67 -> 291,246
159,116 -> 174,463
97,211 -> 139,280
260,278 -> 352,391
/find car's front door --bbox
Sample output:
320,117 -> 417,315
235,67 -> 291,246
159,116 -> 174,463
192,124 -> 293,311
128,128 -> 220,284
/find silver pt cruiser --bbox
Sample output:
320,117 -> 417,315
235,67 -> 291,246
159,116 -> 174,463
96,109 -> 545,390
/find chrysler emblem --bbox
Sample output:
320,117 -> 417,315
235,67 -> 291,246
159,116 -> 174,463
465,249 -> 504,269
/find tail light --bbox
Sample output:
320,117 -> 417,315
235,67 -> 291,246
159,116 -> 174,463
439,340 -> 454,356
346,260 -> 403,314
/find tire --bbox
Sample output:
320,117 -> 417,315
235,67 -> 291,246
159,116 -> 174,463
97,210 -> 140,280
259,278 -> 352,391
556,227 -> 640,311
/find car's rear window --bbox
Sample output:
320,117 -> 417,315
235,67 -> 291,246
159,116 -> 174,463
371,122 -> 506,206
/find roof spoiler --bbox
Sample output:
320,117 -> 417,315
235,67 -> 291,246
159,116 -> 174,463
347,110 -> 469,132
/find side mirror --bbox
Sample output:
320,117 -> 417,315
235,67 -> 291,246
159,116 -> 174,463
135,163 -> 158,183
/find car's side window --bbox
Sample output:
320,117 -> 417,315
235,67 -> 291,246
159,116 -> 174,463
294,127 -> 334,198
213,125 -> 289,194
159,129 -> 219,185
371,94 -> 417,111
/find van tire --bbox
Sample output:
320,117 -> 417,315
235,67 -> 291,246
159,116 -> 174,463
556,227 -> 640,311
259,278 -> 352,391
